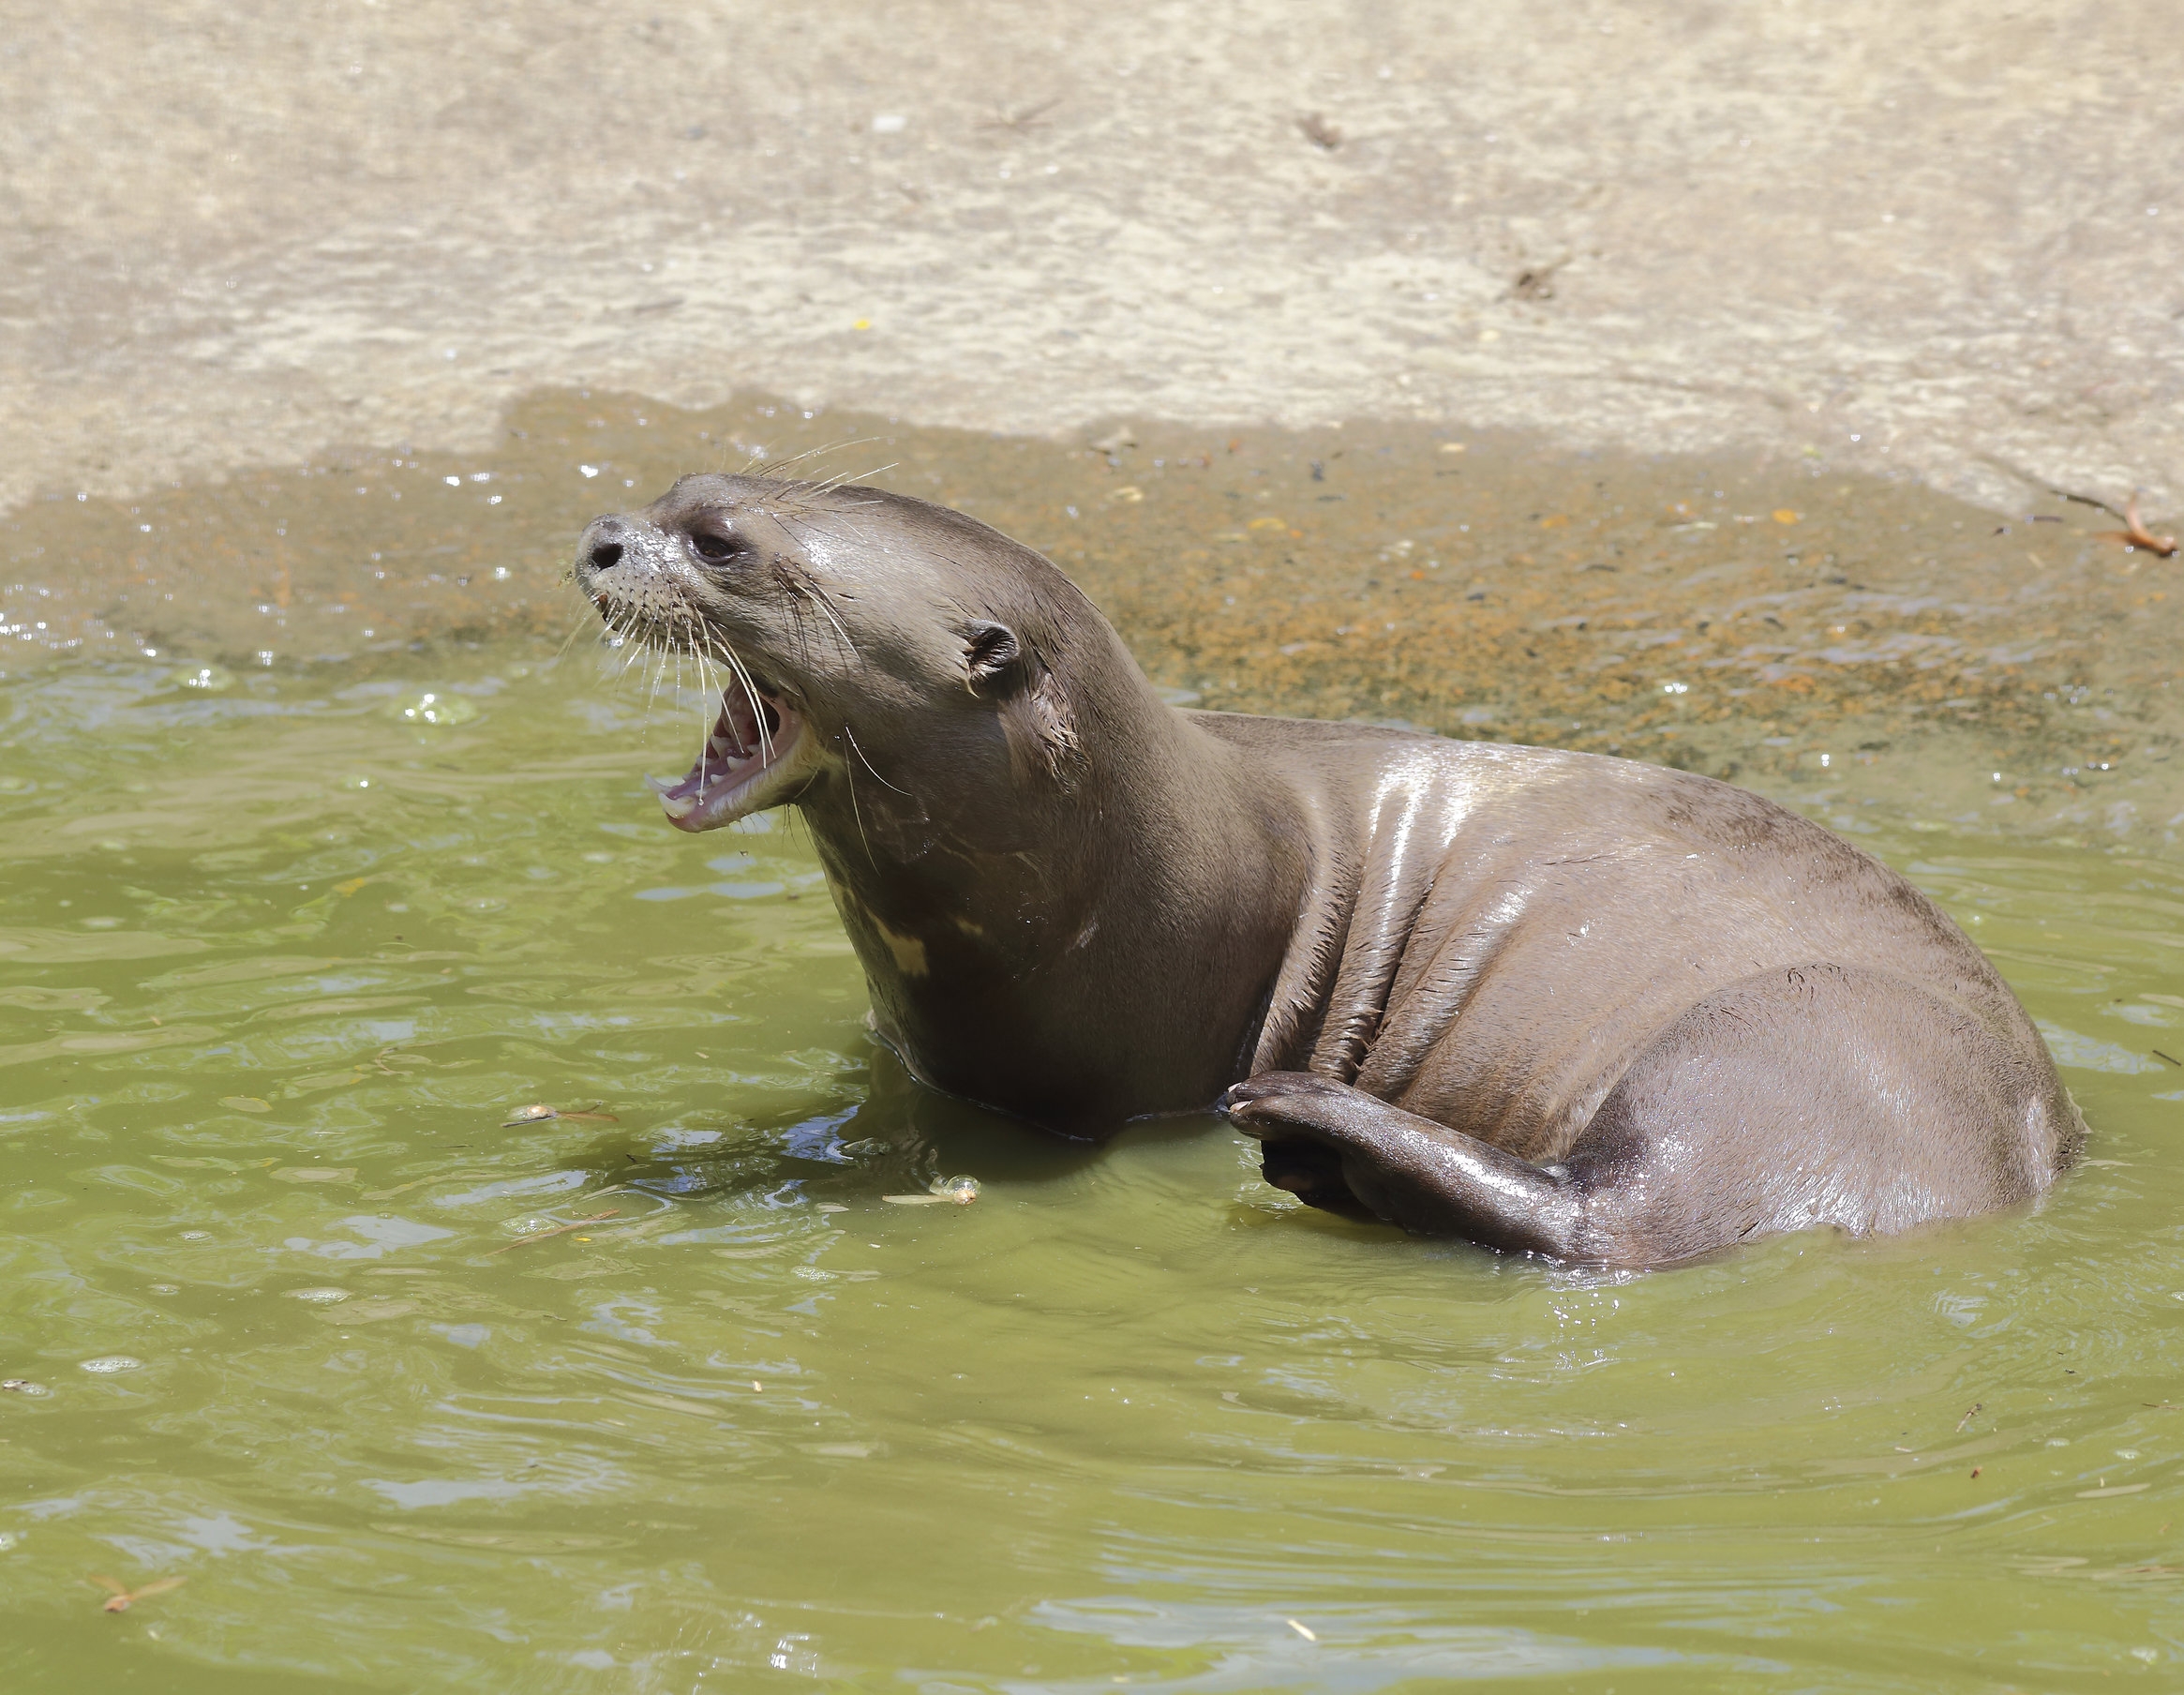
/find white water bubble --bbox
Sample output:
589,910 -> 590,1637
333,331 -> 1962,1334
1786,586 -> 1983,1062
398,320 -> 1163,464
390,691 -> 478,727
79,1356 -> 142,1374
285,1288 -> 351,1305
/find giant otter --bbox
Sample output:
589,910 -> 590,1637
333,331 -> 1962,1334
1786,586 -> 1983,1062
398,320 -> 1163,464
575,474 -> 2081,1268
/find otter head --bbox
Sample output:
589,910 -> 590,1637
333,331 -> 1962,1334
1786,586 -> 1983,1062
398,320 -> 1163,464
573,473 -> 1115,849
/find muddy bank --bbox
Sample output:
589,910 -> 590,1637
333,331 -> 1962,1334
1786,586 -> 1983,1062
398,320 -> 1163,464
4,389 -> 2176,846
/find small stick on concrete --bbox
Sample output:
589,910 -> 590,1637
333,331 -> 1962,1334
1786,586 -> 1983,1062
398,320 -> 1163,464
1297,113 -> 1343,151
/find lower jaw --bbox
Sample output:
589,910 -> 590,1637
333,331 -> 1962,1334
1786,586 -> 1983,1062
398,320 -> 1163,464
650,717 -> 806,832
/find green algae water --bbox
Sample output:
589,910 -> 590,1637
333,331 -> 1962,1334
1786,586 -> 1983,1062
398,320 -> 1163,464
3,648 -> 2183,1693
4,398 -> 2184,1689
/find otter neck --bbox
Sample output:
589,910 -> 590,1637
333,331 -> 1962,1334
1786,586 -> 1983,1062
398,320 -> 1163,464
800,698 -> 1308,1137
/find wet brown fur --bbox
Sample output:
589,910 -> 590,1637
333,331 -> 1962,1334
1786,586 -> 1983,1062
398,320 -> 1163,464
575,475 -> 2083,1268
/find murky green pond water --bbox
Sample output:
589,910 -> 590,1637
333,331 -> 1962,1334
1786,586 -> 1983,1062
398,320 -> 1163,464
2,640 -> 2181,1692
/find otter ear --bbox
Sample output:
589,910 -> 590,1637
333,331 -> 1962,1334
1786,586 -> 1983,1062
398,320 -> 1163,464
960,620 -> 1026,698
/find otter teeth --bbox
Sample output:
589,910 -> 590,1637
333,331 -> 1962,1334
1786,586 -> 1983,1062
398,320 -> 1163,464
648,683 -> 798,829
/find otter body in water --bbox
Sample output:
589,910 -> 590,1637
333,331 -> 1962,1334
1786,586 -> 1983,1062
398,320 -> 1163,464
575,475 -> 2080,1268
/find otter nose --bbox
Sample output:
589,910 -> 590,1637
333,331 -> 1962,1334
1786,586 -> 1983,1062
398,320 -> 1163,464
578,515 -> 629,577
590,517 -> 627,568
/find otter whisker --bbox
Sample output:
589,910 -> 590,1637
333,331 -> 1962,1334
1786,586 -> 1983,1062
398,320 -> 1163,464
839,728 -> 878,871
763,437 -> 884,490
693,647 -> 717,787
789,576 -> 859,660
844,724 -> 912,799
712,637 -> 775,767
553,608 -> 597,660
807,459 -> 899,501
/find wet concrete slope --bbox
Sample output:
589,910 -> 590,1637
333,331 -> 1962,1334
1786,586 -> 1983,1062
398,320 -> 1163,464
1,0 -> 2180,516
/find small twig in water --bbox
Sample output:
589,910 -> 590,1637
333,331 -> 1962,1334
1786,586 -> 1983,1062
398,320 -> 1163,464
488,1209 -> 621,1252
91,1575 -> 186,1613
502,1102 -> 621,1127
1955,1401 -> 1983,1432
2152,1049 -> 2182,1069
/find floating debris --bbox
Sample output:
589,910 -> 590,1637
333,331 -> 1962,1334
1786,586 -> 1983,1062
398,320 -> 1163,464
78,1357 -> 142,1374
1286,1618 -> 1318,1642
487,1208 -> 621,1252
501,1102 -> 621,1127
284,1288 -> 351,1305
881,1176 -> 980,1207
390,690 -> 478,727
91,1574 -> 186,1613
1,1378 -> 51,1396
219,1096 -> 272,1114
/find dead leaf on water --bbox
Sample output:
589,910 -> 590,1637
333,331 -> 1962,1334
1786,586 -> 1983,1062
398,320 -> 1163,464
501,1102 -> 621,1127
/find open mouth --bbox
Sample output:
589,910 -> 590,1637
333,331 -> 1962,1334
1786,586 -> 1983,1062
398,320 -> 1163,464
646,680 -> 806,832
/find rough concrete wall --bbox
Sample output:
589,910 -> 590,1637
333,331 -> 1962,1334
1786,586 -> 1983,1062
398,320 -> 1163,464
2,0 -> 2177,513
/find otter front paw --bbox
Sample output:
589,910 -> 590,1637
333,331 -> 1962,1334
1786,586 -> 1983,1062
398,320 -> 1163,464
1219,1070 -> 1353,1121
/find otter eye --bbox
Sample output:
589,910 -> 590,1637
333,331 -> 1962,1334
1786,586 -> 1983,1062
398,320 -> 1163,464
689,531 -> 744,563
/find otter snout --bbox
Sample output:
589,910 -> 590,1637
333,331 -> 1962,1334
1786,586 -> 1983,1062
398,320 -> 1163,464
576,514 -> 637,588
574,511 -> 705,640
